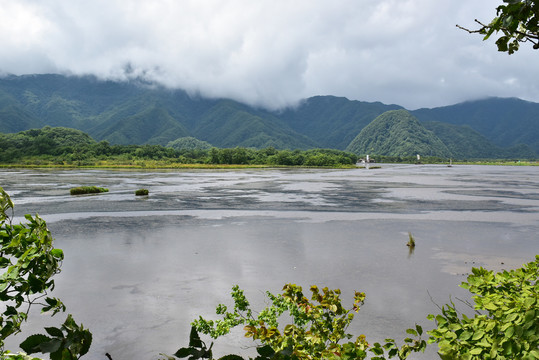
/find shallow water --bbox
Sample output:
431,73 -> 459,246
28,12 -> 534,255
1,164 -> 538,359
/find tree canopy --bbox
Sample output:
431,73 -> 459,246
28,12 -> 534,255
458,0 -> 539,54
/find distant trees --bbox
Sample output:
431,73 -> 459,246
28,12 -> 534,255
458,0 -> 539,54
166,137 -> 213,151
346,110 -> 452,158
0,127 -> 358,167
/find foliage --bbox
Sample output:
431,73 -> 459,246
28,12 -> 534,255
346,110 -> 452,158
457,0 -> 539,54
168,284 -> 425,360
1,75 -> 539,158
135,189 -> 149,196
19,314 -> 92,360
0,187 -> 91,359
69,186 -> 109,195
0,127 -> 359,167
427,255 -> 539,359
421,121 -> 537,160
167,137 -> 213,151
406,232 -> 415,248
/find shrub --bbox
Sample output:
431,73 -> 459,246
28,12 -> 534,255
0,187 -> 92,359
171,284 -> 426,360
135,188 -> 149,196
427,256 -> 539,359
69,186 -> 109,195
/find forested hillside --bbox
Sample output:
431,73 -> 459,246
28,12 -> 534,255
0,74 -> 537,159
346,110 -> 451,157
0,126 -> 359,167
278,96 -> 402,149
411,97 -> 539,154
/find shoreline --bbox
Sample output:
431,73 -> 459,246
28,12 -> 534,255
0,161 -> 537,169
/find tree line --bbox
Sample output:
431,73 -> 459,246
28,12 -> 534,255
0,127 -> 358,167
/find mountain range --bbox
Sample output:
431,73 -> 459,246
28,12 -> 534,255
0,74 -> 537,159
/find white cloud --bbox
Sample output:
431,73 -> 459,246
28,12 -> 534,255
0,0 -> 538,110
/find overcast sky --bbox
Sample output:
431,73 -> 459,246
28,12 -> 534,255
1,0 -> 538,110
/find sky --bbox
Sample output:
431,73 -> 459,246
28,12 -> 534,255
1,0 -> 538,110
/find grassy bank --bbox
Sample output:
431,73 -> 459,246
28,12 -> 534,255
0,160 -> 357,170
0,158 -> 537,169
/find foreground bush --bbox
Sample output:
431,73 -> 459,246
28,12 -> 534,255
427,256 -> 539,359
167,255 -> 538,360
0,188 -> 91,359
167,284 -> 426,360
69,186 -> 109,195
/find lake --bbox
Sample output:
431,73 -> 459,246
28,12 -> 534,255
1,164 -> 538,359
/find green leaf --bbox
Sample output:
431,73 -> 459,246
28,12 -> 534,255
218,355 -> 244,360
39,338 -> 62,354
45,326 -> 65,338
174,347 -> 196,358
459,331 -> 473,341
50,248 -> 64,260
406,328 -> 418,336
256,345 -> 275,357
505,326 -> 515,338
472,330 -> 485,341
189,326 -> 203,348
470,347 -> 483,355
20,334 -> 52,354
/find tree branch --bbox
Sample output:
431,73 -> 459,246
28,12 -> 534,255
457,19 -> 539,48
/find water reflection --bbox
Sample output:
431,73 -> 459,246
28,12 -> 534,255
0,165 -> 537,360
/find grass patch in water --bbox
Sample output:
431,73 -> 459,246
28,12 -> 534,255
135,189 -> 149,196
70,186 -> 109,195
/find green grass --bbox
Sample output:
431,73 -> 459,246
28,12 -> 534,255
70,186 -> 109,195
135,189 -> 149,196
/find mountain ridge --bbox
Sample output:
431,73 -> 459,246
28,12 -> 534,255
0,74 -> 537,159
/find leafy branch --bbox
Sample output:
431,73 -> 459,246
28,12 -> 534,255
0,187 -> 92,359
457,0 -> 539,54
168,284 -> 426,360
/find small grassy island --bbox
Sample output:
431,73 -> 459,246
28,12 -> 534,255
135,189 -> 149,196
70,186 -> 109,195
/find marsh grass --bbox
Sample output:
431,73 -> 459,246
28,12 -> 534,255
407,232 -> 416,247
135,189 -> 149,196
70,186 -> 109,195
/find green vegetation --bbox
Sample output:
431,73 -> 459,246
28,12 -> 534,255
175,284 -> 426,360
346,110 -> 452,158
167,137 -> 213,151
0,188 -> 91,359
135,189 -> 149,196
457,0 -> 539,54
412,98 -> 539,156
279,96 -> 402,150
171,257 -> 538,360
69,186 -> 109,195
407,232 -> 416,248
0,75 -> 537,158
0,127 -> 359,168
427,255 -> 539,359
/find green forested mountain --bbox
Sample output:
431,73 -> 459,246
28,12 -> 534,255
166,137 -> 213,151
279,96 -> 402,149
0,74 -> 537,159
422,121 -> 536,159
346,110 -> 451,157
411,97 -> 539,154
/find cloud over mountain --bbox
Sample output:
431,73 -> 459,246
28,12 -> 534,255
1,1 -> 538,110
